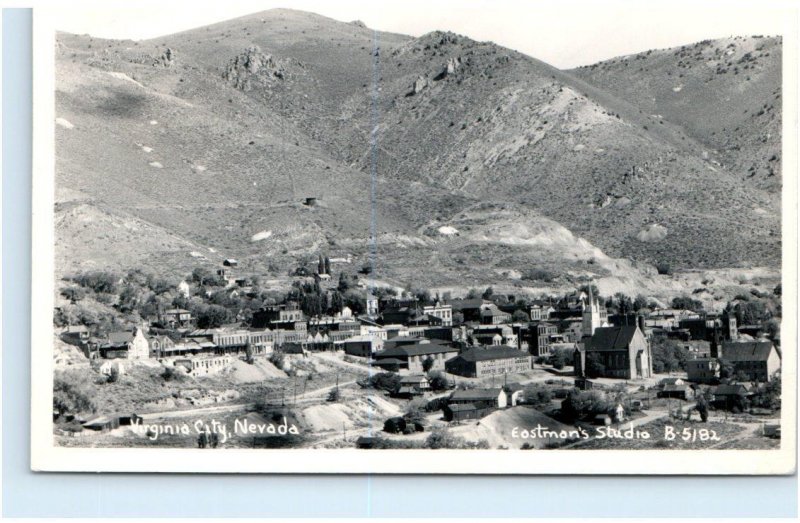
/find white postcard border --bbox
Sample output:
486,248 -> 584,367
29,2 -> 799,475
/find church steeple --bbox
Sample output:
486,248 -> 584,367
581,286 -> 604,337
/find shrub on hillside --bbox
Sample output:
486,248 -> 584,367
358,372 -> 402,394
53,371 -> 97,417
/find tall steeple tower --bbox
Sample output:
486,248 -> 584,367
581,287 -> 604,337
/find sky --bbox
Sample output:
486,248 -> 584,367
50,0 -> 794,68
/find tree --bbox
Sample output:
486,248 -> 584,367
422,356 -> 435,373
383,417 -> 406,434
633,294 -> 650,312
671,296 -> 704,312
191,267 -> 213,285
719,359 -> 736,380
561,389 -> 610,421
465,288 -> 480,299
550,347 -> 573,370
751,376 -> 781,410
695,392 -> 709,422
245,342 -> 255,364
481,287 -> 494,300
585,353 -> 605,378
428,371 -> 449,391
734,300 -> 769,325
512,310 -> 530,322
61,287 -> 86,303
327,388 -> 340,402
72,270 -> 119,294
656,262 -> 672,275
650,337 -> 688,373
613,293 -> 634,314
107,365 -> 121,383
53,371 -> 97,417
196,304 -> 232,329
524,384 -> 552,407
115,284 -> 140,313
452,312 -> 465,325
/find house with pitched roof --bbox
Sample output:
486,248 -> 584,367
98,328 -> 150,360
717,340 -> 781,382
444,388 -> 507,420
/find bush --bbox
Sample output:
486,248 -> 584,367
71,271 -> 120,294
269,351 -> 285,370
561,389 -> 610,421
383,416 -> 406,433
327,388 -> 340,402
428,371 -> 450,391
656,262 -> 672,275
512,310 -> 530,322
524,384 -> 553,406
161,366 -> 187,382
585,353 -> 605,378
53,371 -> 97,417
358,372 -> 402,394
522,269 -> 556,283
550,347 -> 573,370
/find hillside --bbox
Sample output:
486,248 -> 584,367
572,36 -> 782,194
54,9 -> 782,290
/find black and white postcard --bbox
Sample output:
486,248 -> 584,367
30,0 -> 798,474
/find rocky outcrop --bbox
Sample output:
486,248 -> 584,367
434,56 -> 461,81
406,75 -> 429,96
222,46 -> 286,91
155,48 -> 174,67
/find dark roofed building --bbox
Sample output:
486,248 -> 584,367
574,325 -> 652,380
447,299 -> 489,322
717,341 -> 781,382
445,346 -> 532,378
372,342 -> 459,373
449,388 -> 507,408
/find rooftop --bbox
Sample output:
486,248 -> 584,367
450,388 -> 502,402
721,341 -> 777,362
453,346 -> 529,362
587,326 -> 639,352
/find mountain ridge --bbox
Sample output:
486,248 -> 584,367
54,9 -> 782,295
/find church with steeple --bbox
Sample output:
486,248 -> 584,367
574,286 -> 653,380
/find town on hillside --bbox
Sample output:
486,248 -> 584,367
53,256 -> 782,450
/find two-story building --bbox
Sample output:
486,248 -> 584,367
717,340 -> 781,382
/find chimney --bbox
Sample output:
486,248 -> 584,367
637,315 -> 646,332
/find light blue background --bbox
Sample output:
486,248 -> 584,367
3,7 -> 797,518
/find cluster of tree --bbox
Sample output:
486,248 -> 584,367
427,371 -> 450,391
523,384 -> 553,407
750,377 -> 781,411
53,370 -> 97,418
671,296 -> 704,312
727,297 -> 777,326
521,268 -> 556,283
560,389 -> 612,421
357,372 -> 403,394
549,347 -> 574,370
650,336 -> 690,374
